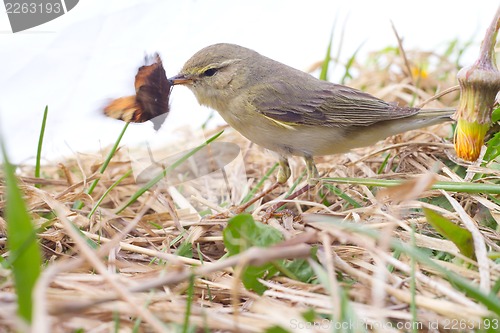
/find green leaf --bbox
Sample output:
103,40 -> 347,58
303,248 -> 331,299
223,214 -> 282,255
242,264 -> 279,294
283,259 -> 315,283
223,214 -> 283,293
264,326 -> 291,333
1,139 -> 42,323
423,208 -> 475,259
301,308 -> 317,322
420,195 -> 453,211
491,106 -> 500,123
484,131 -> 500,163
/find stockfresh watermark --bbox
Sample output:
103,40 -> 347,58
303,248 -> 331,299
288,318 -> 500,331
3,0 -> 78,33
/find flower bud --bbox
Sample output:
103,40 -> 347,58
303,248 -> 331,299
453,8 -> 500,161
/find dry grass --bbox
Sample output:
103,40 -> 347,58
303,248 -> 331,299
1,46 -> 500,333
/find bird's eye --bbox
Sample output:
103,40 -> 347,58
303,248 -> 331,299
203,68 -> 218,77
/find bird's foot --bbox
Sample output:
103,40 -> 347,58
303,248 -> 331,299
277,157 -> 291,184
305,156 -> 320,186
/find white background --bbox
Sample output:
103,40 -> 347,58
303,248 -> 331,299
0,0 -> 498,164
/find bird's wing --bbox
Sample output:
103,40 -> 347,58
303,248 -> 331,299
250,80 -> 419,128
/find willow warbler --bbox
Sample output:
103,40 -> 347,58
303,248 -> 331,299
169,43 -> 453,184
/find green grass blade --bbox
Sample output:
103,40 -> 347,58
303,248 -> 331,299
201,109 -> 216,130
73,122 -> 130,210
308,259 -> 361,332
35,105 -> 48,188
340,41 -> 365,85
319,26 -> 335,81
323,183 -> 362,208
322,177 -> 500,194
113,311 -> 120,333
182,274 -> 195,333
88,169 -> 133,218
387,249 -> 401,273
239,162 -> 278,205
377,153 -> 391,174
410,223 -> 418,333
424,208 -> 475,259
331,15 -> 347,84
116,130 -> 224,214
1,139 -> 42,323
443,38 -> 458,59
492,277 -> 500,294
400,244 -> 500,315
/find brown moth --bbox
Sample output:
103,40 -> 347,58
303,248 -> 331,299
104,53 -> 172,130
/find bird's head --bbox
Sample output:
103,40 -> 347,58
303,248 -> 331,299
169,43 -> 257,109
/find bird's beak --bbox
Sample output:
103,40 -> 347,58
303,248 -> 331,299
168,74 -> 193,85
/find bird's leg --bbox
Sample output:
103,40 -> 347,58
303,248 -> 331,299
305,156 -> 319,185
277,157 -> 291,183
264,156 -> 320,220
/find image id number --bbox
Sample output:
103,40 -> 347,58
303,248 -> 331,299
5,2 -> 62,14
441,318 -> 499,330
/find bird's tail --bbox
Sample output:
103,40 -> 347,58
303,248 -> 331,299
409,107 -> 455,128
416,107 -> 455,119
382,107 -> 455,136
